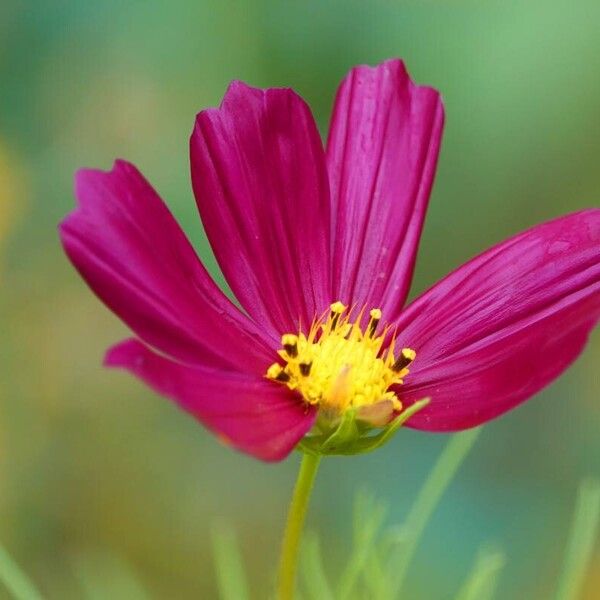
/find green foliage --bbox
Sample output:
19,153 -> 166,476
387,428 -> 482,596
211,519 -> 250,600
70,550 -> 150,600
1,440 -> 598,599
300,532 -> 335,600
298,429 -> 483,600
0,544 -> 43,600
203,431 -> 599,600
336,491 -> 388,599
554,479 -> 600,600
454,546 -> 506,600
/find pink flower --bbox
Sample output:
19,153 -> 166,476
60,59 -> 600,462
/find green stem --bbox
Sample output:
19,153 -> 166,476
277,452 -> 322,600
554,478 -> 600,600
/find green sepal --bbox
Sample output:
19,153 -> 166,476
298,398 -> 430,457
298,409 -> 358,456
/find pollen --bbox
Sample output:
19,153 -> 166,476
266,302 -> 415,420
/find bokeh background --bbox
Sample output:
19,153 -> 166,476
1,1 -> 599,598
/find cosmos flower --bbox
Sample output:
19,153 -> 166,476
60,59 -> 600,462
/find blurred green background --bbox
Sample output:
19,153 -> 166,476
1,1 -> 599,598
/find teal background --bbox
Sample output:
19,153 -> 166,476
1,1 -> 599,597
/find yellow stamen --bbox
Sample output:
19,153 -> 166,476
266,301 -> 416,420
266,363 -> 290,383
369,308 -> 382,320
282,333 -> 299,358
392,347 -> 416,373
367,308 -> 382,337
330,301 -> 347,314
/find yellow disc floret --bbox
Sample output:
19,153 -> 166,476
266,302 -> 416,421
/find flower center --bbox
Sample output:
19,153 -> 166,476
266,301 -> 415,423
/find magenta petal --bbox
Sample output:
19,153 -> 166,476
393,209 -> 600,430
191,82 -> 331,336
326,59 -> 444,315
106,339 -> 315,461
60,160 -> 276,374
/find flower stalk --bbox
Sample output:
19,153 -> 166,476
277,452 -> 322,600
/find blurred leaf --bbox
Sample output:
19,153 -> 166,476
336,490 -> 388,599
388,427 -> 482,597
70,549 -> 149,600
362,547 -> 389,600
454,545 -> 506,600
211,519 -> 250,600
0,544 -> 43,600
300,531 -> 334,600
554,478 -> 600,600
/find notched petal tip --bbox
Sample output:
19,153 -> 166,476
189,67 -> 331,335
347,58 -> 444,102
59,160 -> 132,247
69,159 -> 140,219
346,58 -> 409,79
60,156 -> 277,373
74,158 -> 129,186
327,56 -> 445,316
193,79 -> 306,129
